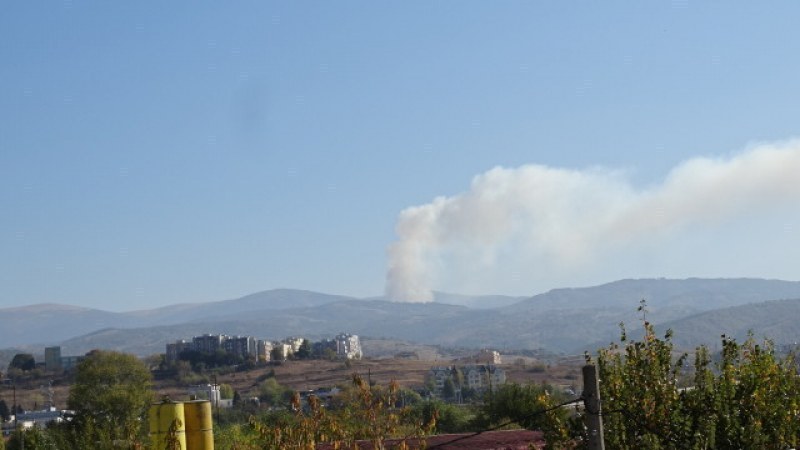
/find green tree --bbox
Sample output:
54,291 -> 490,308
213,378 -> 436,450
219,383 -> 234,400
5,426 -> 63,450
442,378 -> 457,401
67,350 -> 153,443
412,400 -> 474,433
259,378 -> 292,407
476,382 -> 569,432
233,390 -> 242,406
0,399 -> 9,422
549,313 -> 800,449
7,353 -> 35,372
396,387 -> 422,407
270,346 -> 284,362
453,366 -> 465,388
295,339 -> 312,359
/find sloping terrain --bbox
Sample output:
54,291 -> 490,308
0,289 -> 519,347
503,278 -> 800,313
636,298 -> 800,350
5,278 -> 800,361
0,289 -> 358,347
0,304 -> 134,346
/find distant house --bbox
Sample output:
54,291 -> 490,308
187,384 -> 233,408
428,364 -> 506,398
428,366 -> 458,396
462,364 -> 506,392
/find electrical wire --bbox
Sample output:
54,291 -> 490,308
425,396 -> 584,449
599,407 -> 680,445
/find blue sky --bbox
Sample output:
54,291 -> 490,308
2,2 -> 800,310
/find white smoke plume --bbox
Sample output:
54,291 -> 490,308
385,139 -> 800,302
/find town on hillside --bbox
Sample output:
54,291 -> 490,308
1,333 -> 550,437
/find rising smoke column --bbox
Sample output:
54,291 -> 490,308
385,139 -> 800,302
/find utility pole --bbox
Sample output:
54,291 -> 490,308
582,364 -> 605,450
213,375 -> 220,425
12,383 -> 24,450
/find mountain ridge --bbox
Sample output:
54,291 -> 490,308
4,278 -> 800,360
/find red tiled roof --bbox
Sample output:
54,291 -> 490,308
317,429 -> 545,449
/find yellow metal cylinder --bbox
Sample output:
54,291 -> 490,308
149,401 -> 187,450
184,400 -> 214,450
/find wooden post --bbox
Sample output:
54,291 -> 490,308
583,364 -> 605,450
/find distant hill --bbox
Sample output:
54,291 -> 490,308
60,300 -> 471,356
125,289 -> 358,325
431,292 -> 526,309
504,278 -> 800,313
637,298 -> 800,350
5,278 -> 800,360
0,289 -> 517,348
0,289 -> 358,347
0,304 -> 133,347
363,292 -> 526,309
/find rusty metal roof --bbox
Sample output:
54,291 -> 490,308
317,429 -> 545,449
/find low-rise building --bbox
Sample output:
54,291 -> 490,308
428,366 -> 457,395
15,407 -> 73,429
428,364 -> 506,398
187,384 -> 233,408
462,364 -> 506,391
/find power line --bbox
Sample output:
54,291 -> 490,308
426,396 -> 584,449
599,407 -> 679,446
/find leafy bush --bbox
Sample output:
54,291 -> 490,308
542,307 -> 800,449
411,400 -> 475,433
215,376 -> 434,450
